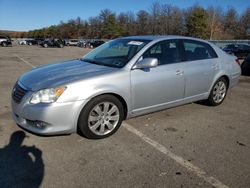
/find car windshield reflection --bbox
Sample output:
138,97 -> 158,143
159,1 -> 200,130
82,39 -> 150,68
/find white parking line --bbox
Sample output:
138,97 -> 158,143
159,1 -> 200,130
123,122 -> 229,188
13,54 -> 36,68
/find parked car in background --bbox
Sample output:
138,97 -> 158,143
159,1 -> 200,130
11,36 -> 241,139
19,39 -> 36,45
19,39 -> 27,45
223,44 -> 250,59
65,39 -> 79,46
40,39 -> 64,48
0,35 -> 12,47
78,40 -> 87,48
86,40 -> 105,48
36,38 -> 45,45
26,39 -> 38,45
241,54 -> 250,76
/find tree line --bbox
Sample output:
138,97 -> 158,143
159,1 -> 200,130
2,2 -> 250,40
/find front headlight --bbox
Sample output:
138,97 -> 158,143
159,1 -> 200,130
30,86 -> 66,104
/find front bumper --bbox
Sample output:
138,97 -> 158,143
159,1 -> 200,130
11,91 -> 87,135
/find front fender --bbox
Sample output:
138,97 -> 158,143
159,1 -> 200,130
85,84 -> 130,107
57,71 -> 131,116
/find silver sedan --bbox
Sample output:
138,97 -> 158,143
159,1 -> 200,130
11,36 -> 241,139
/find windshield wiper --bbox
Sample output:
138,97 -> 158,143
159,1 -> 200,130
80,58 -> 119,68
80,58 -> 101,65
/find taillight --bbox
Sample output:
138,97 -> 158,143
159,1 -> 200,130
235,59 -> 241,66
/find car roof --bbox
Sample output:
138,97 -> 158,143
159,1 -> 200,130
121,35 -> 207,42
0,35 -> 9,38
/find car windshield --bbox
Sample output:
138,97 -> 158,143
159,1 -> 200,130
81,39 -> 150,68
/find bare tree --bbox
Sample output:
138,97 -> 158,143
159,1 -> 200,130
149,2 -> 161,34
160,4 -> 184,35
222,7 -> 239,39
126,11 -> 137,36
160,4 -> 172,34
238,8 -> 250,39
206,6 -> 223,39
87,16 -> 102,38
4,2 -> 249,40
136,10 -> 150,35
117,12 -> 131,37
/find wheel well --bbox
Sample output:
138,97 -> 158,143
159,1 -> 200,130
220,75 -> 230,88
107,93 -> 128,119
91,93 -> 128,119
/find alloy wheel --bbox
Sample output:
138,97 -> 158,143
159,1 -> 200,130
88,102 -> 120,136
212,81 -> 226,103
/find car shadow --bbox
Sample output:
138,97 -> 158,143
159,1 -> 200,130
0,131 -> 44,188
194,100 -> 209,106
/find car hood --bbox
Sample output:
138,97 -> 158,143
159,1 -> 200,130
19,59 -> 117,91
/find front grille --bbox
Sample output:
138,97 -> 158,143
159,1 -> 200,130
12,83 -> 28,103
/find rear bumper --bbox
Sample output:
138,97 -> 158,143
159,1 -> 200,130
229,71 -> 241,88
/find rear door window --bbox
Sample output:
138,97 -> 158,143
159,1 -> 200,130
183,40 -> 218,61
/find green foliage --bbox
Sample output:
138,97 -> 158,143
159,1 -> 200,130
186,6 -> 208,38
99,10 -> 119,38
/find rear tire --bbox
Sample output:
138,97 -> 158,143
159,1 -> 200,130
78,95 -> 124,139
2,42 -> 7,47
207,77 -> 228,106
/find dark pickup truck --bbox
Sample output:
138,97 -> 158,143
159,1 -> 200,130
0,36 -> 12,47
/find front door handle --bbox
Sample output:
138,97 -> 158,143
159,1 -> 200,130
176,70 -> 184,75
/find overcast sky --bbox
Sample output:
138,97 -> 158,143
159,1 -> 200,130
0,0 -> 249,31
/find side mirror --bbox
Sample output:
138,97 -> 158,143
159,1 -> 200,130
133,58 -> 158,69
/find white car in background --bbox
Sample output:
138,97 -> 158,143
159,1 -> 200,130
66,39 -> 79,46
0,35 -> 12,47
19,39 -> 27,45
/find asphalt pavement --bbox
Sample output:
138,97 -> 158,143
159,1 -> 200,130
0,45 -> 249,188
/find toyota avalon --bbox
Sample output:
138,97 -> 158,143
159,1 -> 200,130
11,36 -> 241,139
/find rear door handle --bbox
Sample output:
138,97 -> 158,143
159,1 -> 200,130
176,70 -> 184,75
212,65 -> 219,70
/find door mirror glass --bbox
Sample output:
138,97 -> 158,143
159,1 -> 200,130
133,58 -> 158,69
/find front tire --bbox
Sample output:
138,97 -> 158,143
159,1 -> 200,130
207,77 -> 228,106
78,95 -> 124,139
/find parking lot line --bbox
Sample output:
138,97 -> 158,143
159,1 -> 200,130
13,54 -> 36,68
123,122 -> 229,188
